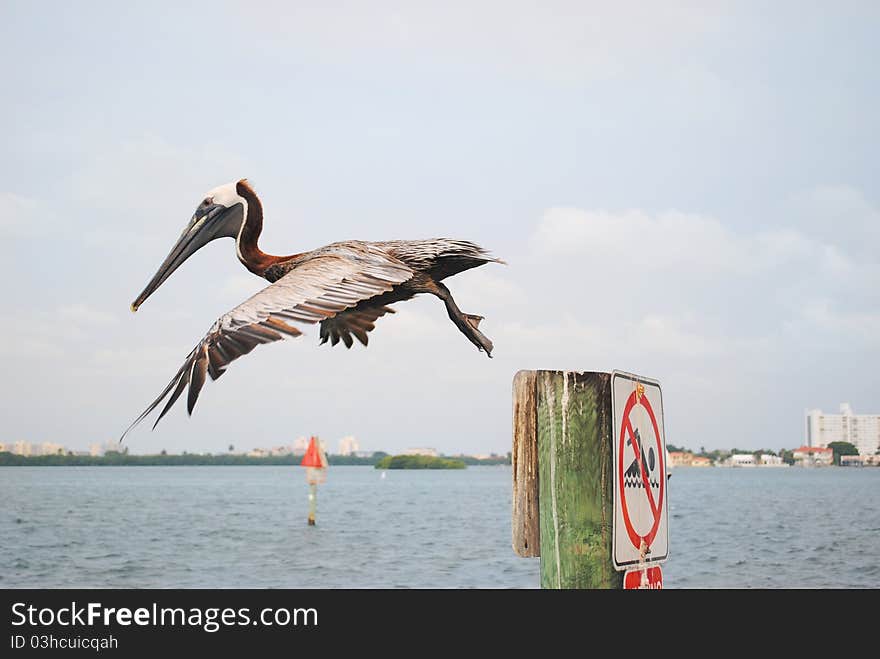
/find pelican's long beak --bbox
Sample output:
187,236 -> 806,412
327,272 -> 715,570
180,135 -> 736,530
131,203 -> 241,311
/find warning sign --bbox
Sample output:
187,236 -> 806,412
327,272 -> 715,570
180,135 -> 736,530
624,565 -> 663,589
612,371 -> 668,570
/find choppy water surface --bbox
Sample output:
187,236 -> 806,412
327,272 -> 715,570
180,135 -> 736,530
1,465 -> 877,588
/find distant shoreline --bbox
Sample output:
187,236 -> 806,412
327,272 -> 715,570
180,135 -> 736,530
0,452 -> 510,467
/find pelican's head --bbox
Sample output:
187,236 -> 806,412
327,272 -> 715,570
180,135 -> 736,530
131,179 -> 249,312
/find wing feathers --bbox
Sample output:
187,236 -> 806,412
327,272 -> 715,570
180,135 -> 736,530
152,365 -> 190,430
187,347 -> 209,415
318,305 -> 396,350
120,246 -> 412,441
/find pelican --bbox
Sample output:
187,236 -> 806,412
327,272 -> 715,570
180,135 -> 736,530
120,179 -> 503,440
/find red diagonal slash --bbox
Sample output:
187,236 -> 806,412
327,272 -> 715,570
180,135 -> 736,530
624,417 -> 658,518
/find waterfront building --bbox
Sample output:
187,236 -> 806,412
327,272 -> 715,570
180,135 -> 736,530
292,436 -> 309,456
338,436 -> 359,456
12,441 -> 33,456
792,446 -> 833,466
87,441 -> 120,457
6,441 -> 68,456
402,447 -> 439,457
668,452 -> 713,467
760,454 -> 784,466
668,451 -> 694,466
805,403 -> 880,456
728,454 -> 756,467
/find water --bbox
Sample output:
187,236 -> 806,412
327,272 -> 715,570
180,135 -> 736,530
665,466 -> 880,588
1,466 -> 877,588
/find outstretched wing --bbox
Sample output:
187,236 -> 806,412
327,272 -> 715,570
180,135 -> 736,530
120,246 -> 413,440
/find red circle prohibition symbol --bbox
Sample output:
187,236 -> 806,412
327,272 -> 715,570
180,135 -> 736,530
618,389 -> 665,550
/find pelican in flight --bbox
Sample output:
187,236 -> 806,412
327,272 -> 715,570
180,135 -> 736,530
120,179 -> 503,440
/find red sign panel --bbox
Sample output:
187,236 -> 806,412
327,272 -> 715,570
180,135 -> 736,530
624,565 -> 663,590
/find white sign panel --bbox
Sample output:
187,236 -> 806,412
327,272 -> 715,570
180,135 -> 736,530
612,371 -> 669,570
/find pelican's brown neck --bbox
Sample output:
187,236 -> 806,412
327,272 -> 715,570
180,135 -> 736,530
235,180 -> 300,277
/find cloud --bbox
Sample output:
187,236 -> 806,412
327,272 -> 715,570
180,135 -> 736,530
237,1 -> 728,82
510,196 -> 879,449
533,207 -> 753,274
0,137 -> 253,264
0,192 -> 52,238
797,299 -> 880,347
529,203 -> 880,304
0,303 -> 178,374
57,303 -> 118,327
0,305 -> 109,357
67,136 -> 251,246
786,185 -> 880,259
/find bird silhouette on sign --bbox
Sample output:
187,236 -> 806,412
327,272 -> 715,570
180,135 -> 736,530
120,179 -> 504,441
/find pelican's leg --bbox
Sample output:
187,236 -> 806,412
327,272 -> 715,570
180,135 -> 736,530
431,281 -> 494,357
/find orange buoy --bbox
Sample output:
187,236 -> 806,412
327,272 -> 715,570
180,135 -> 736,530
300,436 -> 328,525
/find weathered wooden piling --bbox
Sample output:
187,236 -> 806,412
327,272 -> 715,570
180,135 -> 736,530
512,370 -> 540,557
512,370 -> 622,589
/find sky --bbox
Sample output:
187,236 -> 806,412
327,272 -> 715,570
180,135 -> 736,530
2,1 -> 878,456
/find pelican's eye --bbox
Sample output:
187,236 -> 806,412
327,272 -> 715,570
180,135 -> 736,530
202,197 -> 212,207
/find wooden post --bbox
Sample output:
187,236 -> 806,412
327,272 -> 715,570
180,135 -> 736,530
512,370 -> 622,589
512,370 -> 540,557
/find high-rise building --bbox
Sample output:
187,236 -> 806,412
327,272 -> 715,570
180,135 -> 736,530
338,436 -> 359,456
292,437 -> 309,456
805,403 -> 880,456
13,441 -> 32,456
292,436 -> 326,455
